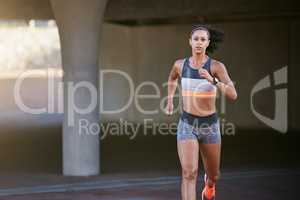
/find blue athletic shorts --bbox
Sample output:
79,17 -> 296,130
177,111 -> 221,144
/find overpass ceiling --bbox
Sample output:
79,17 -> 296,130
0,0 -> 299,25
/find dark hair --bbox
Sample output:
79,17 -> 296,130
190,25 -> 224,54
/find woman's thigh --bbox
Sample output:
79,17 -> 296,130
177,139 -> 199,171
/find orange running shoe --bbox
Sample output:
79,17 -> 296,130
202,174 -> 216,200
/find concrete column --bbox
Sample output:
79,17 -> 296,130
50,0 -> 108,176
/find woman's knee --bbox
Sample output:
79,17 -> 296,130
182,167 -> 198,181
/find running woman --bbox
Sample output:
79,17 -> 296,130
166,25 -> 237,200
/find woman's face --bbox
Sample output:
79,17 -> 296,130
189,30 -> 210,54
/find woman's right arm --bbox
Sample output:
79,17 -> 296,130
166,60 -> 182,115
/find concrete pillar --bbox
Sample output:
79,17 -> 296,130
50,0 -> 108,176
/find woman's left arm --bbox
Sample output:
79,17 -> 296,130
212,61 -> 238,101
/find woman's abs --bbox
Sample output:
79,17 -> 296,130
182,96 -> 216,116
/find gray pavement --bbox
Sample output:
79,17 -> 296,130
0,168 -> 298,200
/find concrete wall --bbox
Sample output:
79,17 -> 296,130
100,24 -> 136,122
290,20 -> 300,131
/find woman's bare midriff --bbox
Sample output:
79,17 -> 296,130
182,96 -> 216,116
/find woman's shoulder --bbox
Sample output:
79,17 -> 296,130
173,58 -> 186,74
174,58 -> 186,67
210,58 -> 225,67
210,58 -> 226,75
